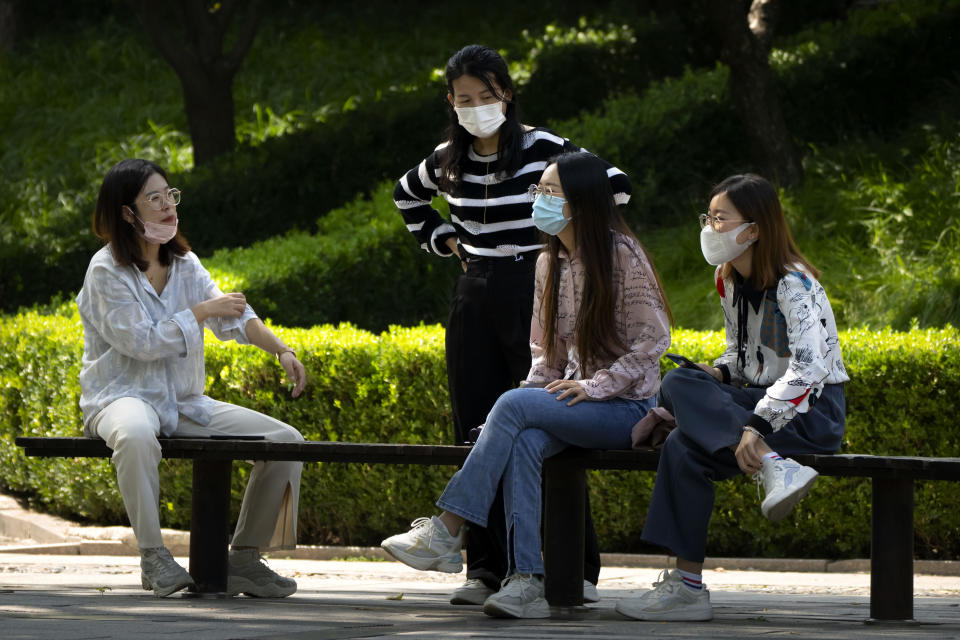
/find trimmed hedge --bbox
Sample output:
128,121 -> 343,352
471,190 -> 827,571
1,309 -> 958,559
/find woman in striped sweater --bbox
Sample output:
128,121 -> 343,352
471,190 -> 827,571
393,44 -> 631,606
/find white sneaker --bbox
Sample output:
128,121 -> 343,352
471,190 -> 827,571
615,569 -> 712,621
140,546 -> 195,597
227,549 -> 297,597
482,573 -> 550,619
450,578 -> 495,605
759,457 -> 819,522
381,516 -> 463,573
583,579 -> 599,603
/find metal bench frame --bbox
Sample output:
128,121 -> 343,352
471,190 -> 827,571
14,437 -> 960,622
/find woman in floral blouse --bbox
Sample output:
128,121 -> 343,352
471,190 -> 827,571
381,151 -> 672,619
78,159 -> 306,598
616,173 -> 849,622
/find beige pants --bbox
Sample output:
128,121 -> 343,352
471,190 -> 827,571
88,397 -> 303,550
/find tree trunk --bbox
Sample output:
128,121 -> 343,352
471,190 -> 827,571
707,0 -> 804,187
0,0 -> 19,52
124,0 -> 264,166
178,66 -> 238,166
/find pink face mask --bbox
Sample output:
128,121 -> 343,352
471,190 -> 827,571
135,215 -> 178,244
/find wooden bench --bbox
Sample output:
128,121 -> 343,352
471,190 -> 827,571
14,437 -> 960,621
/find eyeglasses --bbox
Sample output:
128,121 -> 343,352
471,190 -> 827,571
699,211 -> 746,230
527,184 -> 563,201
138,188 -> 181,211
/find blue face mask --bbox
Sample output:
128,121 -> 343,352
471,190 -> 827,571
532,193 -> 570,235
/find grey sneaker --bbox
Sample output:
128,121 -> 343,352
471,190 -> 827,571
227,549 -> 297,598
450,578 -> 495,605
140,546 -> 195,597
482,574 -> 550,619
615,569 -> 712,621
759,457 -> 819,522
381,516 -> 464,573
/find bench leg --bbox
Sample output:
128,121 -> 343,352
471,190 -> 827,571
870,477 -> 914,621
188,459 -> 232,595
543,465 -> 585,606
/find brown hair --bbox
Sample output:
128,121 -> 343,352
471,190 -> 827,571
712,173 -> 818,287
93,158 -> 190,271
540,152 -> 672,373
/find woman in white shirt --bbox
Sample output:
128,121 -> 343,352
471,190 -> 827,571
77,159 -> 306,598
382,151 -> 672,619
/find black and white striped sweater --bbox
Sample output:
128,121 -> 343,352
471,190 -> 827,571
393,127 -> 632,260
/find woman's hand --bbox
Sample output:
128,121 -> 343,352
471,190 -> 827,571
697,363 -> 723,382
445,237 -> 467,272
544,379 -> 589,406
192,292 -> 247,324
278,351 -> 307,398
734,428 -> 769,475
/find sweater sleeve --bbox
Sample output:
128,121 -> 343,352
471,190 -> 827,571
579,241 -> 671,400
748,272 -> 832,434
526,254 -> 567,384
393,148 -> 457,257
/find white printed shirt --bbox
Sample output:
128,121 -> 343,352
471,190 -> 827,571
713,267 -> 850,434
77,246 -> 258,435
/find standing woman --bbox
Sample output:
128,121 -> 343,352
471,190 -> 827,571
78,159 -> 306,598
393,43 -> 632,605
383,151 -> 672,618
616,174 -> 849,622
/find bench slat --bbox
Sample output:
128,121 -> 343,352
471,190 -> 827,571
15,437 -> 960,480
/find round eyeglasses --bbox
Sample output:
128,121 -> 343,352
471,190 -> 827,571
699,212 -> 746,230
527,184 -> 563,201
139,188 -> 181,211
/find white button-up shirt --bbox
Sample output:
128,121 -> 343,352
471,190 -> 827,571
77,246 -> 258,435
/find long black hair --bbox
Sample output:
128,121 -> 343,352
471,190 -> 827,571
437,44 -> 525,194
540,152 -> 672,370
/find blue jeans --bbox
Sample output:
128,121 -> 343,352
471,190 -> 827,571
436,387 -> 655,576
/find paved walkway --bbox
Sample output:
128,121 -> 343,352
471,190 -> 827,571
1,494 -> 958,638
0,553 -> 958,639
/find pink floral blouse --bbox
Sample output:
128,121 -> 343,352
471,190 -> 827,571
526,231 -> 671,401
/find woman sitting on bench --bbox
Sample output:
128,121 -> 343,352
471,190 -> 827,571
616,173 -> 849,622
382,151 -> 672,618
77,159 -> 306,598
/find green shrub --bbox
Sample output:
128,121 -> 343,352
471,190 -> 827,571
556,0 -> 960,230
2,310 -> 958,559
7,0 -> 960,314
203,180 -> 460,331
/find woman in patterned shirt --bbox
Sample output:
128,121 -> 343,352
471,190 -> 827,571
382,151 -> 672,619
616,174 -> 849,622
77,159 -> 306,598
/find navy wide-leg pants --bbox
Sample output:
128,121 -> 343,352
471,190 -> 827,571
640,367 -> 845,563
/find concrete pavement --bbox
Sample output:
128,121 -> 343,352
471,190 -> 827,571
1,493 -> 958,638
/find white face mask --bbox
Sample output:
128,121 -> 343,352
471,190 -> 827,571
700,222 -> 756,265
454,102 -> 506,139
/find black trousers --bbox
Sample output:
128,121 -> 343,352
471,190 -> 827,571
445,256 -> 601,589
